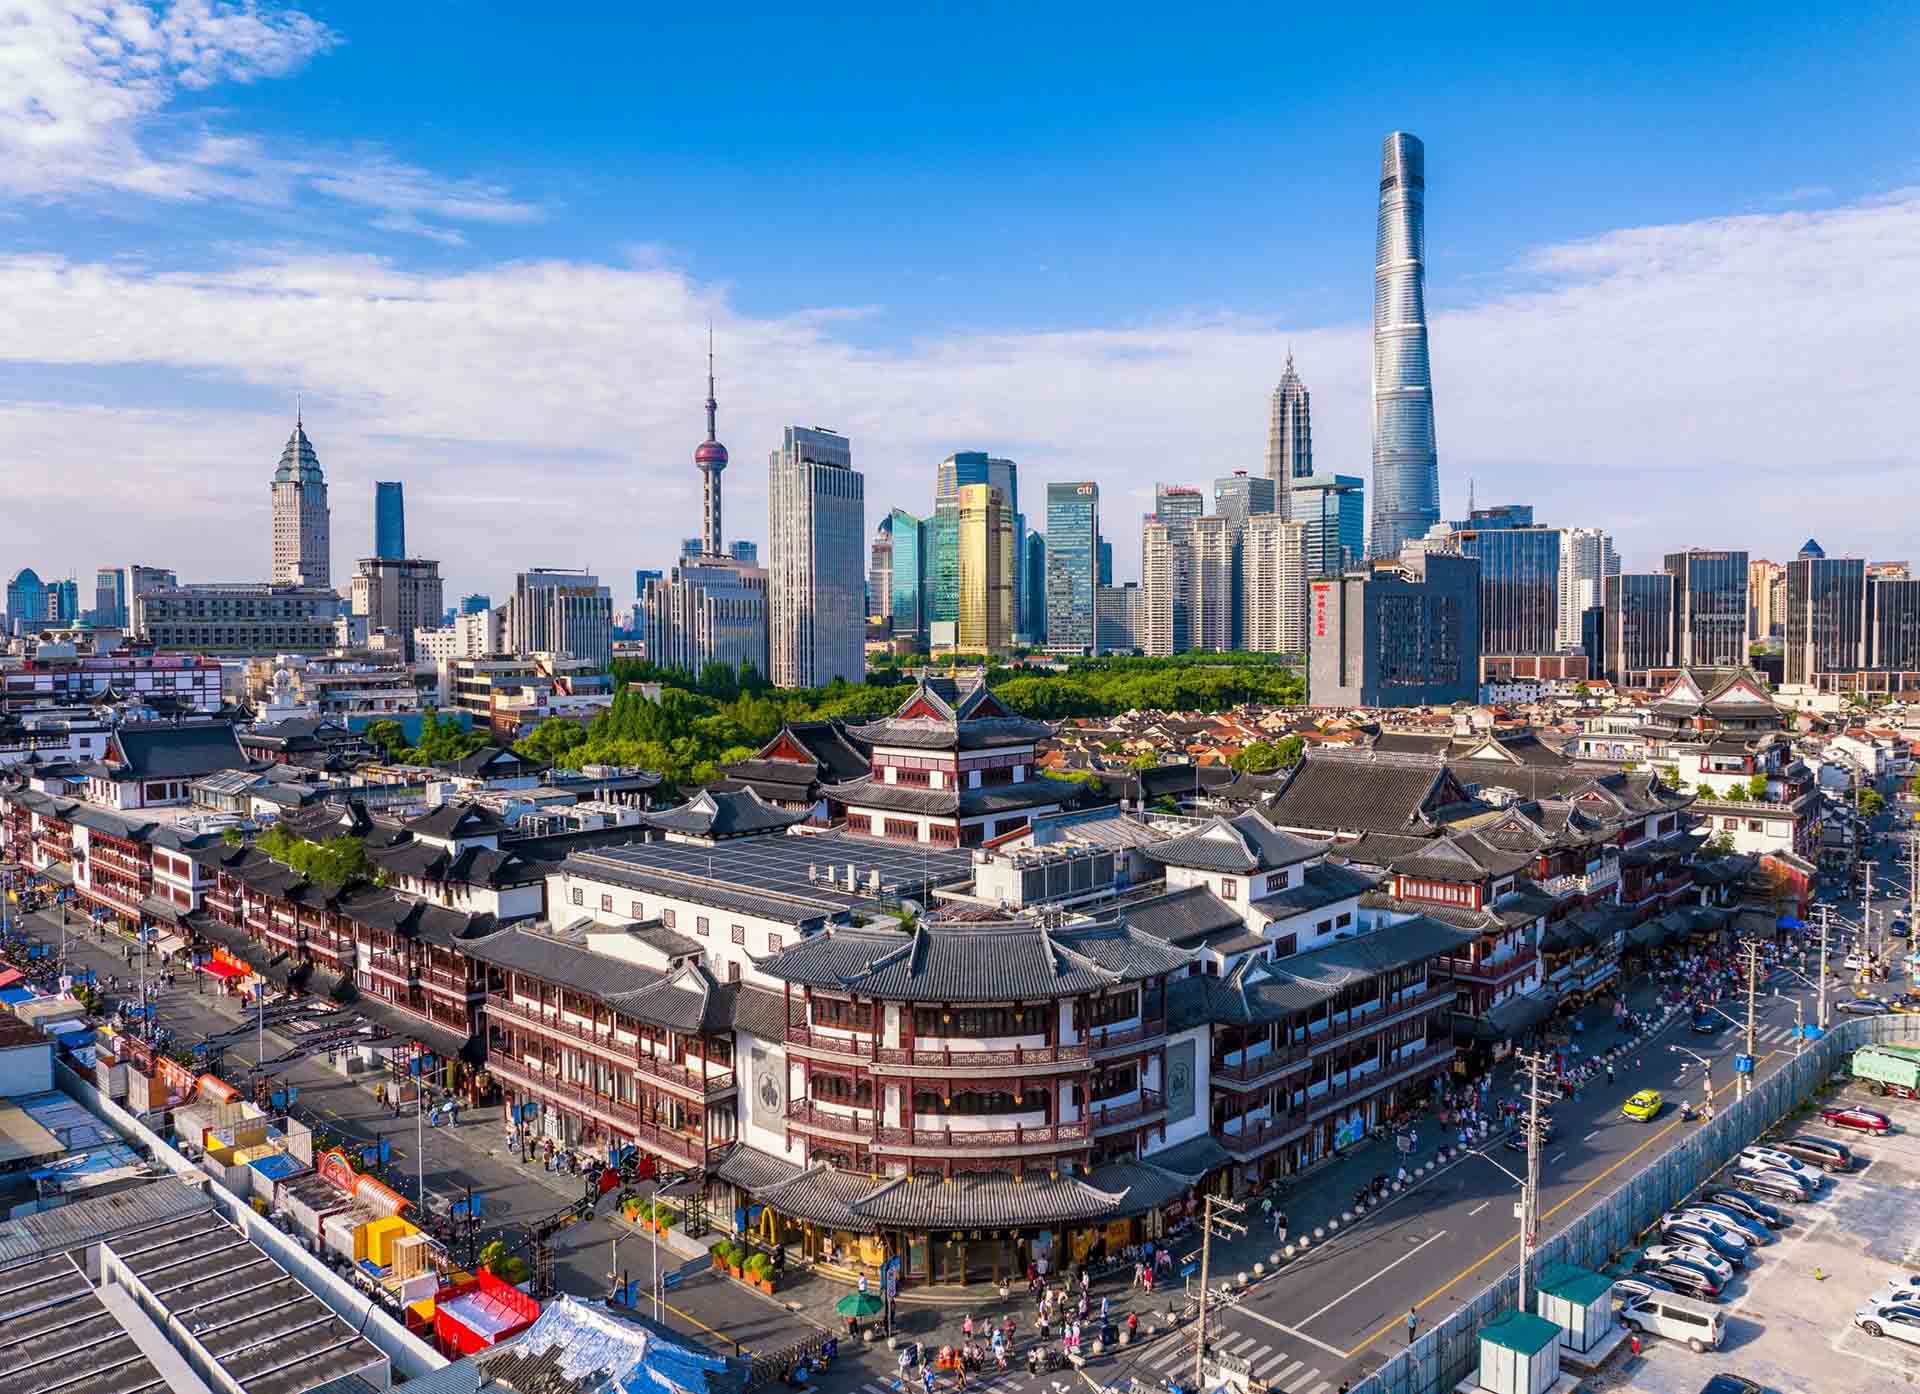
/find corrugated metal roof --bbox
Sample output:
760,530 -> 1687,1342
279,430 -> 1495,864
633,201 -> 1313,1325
0,1177 -> 212,1265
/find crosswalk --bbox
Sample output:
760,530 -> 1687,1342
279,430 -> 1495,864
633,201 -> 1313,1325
848,1329 -> 1342,1394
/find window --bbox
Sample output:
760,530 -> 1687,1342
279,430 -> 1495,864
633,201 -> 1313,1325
1747,820 -> 1763,833
812,998 -> 875,1030
811,1073 -> 874,1108
913,1088 -> 1034,1117
571,888 -> 583,906
1076,990 -> 1140,1030
728,962 -> 741,982
631,901 -> 644,918
732,924 -> 746,945
662,909 -> 676,927
1266,870 -> 1290,893
601,894 -> 613,912
697,915 -> 710,935
913,1004 -> 1041,1037
1336,912 -> 1352,928
1220,878 -> 1238,900
1722,817 -> 1738,830
768,932 -> 783,952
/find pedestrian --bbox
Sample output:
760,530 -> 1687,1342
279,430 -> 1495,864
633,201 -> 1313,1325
1406,1307 -> 1419,1345
963,1313 -> 972,1340
1277,1211 -> 1289,1245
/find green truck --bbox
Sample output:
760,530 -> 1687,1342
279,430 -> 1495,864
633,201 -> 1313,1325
1852,1044 -> 1920,1098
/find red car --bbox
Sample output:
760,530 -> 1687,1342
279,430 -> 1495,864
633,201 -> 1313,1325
1821,1105 -> 1892,1135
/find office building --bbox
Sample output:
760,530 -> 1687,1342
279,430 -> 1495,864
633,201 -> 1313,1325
956,482 -> 1014,653
1309,551 -> 1479,707
1784,554 -> 1869,686
47,577 -> 79,625
461,592 -> 491,615
643,559 -> 770,677
888,509 -> 928,643
769,425 -> 864,687
270,412 -> 331,587
1188,516 -> 1234,652
1267,351 -> 1314,521
349,557 -> 444,661
1096,583 -> 1140,655
1023,531 -> 1048,649
128,565 -> 177,600
1603,572 -> 1675,682
1245,515 -> 1309,655
939,453 -> 1021,635
1292,474 -> 1366,578
1664,548 -> 1749,668
869,516 -> 894,622
1154,484 -> 1205,526
681,537 -> 705,560
1449,504 -> 1534,531
134,583 -> 343,655
1044,482 -> 1100,656
1456,525 -> 1563,658
1870,579 -> 1920,672
1098,538 -> 1113,588
1214,471 -> 1276,529
1581,605 -> 1606,675
1749,558 -> 1785,640
94,567 -> 126,628
373,481 -> 405,558
633,570 -> 662,644
5,568 -> 45,630
730,541 -> 758,564
1370,131 -> 1441,558
929,501 -> 960,628
506,569 -> 614,668
1558,527 -> 1618,649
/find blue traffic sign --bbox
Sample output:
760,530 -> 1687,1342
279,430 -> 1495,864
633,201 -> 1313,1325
1733,1054 -> 1755,1074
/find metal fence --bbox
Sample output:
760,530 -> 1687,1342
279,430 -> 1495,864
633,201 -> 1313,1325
1352,1014 -> 1920,1394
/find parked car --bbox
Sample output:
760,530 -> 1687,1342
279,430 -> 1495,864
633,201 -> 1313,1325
1659,1216 -> 1753,1265
1618,1291 -> 1726,1353
1690,1013 -> 1725,1034
1642,1242 -> 1733,1284
1630,1254 -> 1723,1300
1610,1276 -> 1673,1307
1854,1302 -> 1920,1345
1821,1105 -> 1892,1134
1775,1135 -> 1854,1172
1731,1165 -> 1814,1202
1701,1188 -> 1788,1228
1871,1274 -> 1920,1306
1738,1146 -> 1823,1183
1695,1377 -> 1762,1394
1678,1204 -> 1771,1245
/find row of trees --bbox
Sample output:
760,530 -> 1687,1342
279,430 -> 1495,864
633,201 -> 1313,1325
364,711 -> 492,767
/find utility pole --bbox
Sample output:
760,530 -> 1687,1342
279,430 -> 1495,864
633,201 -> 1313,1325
1514,1048 -> 1554,1316
1794,998 -> 1804,1057
1741,939 -> 1762,1099
1863,860 -> 1875,977
1816,904 -> 1831,1029
1192,1192 -> 1247,1390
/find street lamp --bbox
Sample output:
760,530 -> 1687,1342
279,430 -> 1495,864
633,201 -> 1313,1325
1669,1045 -> 1715,1121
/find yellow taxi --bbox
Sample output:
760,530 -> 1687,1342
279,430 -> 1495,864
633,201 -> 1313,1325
1622,1089 -> 1663,1123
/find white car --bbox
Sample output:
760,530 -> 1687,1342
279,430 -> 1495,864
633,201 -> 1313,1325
1663,1211 -> 1755,1255
1642,1242 -> 1733,1284
1855,1302 -> 1920,1345
1733,1162 -> 1815,1200
1871,1274 -> 1920,1306
1738,1146 -> 1822,1183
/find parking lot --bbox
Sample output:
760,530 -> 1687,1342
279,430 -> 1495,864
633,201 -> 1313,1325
1592,1077 -> 1920,1393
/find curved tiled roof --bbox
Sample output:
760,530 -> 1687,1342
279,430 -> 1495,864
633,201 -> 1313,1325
749,1164 -> 1135,1233
1143,809 -> 1324,874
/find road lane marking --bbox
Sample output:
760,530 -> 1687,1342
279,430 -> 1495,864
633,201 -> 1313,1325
1245,1342 -> 1271,1364
1254,1353 -> 1294,1376
1354,1051 -> 1778,1355
1269,1359 -> 1303,1383
1550,1150 -> 1566,1163
1229,1306 -> 1347,1359
1583,1130 -> 1599,1141
1298,1229 -> 1448,1326
1282,1369 -> 1321,1392
1467,1200 -> 1490,1216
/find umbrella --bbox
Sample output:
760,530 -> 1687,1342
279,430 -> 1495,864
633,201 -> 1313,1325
835,1291 -> 885,1318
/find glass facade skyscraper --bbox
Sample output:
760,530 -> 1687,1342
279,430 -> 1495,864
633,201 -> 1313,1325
1267,351 -> 1313,520
1369,131 -> 1440,559
1213,472 -> 1276,529
1045,482 -> 1100,655
929,503 -> 959,626
1664,549 -> 1749,668
1291,474 -> 1365,578
1603,572 -> 1674,681
889,508 -> 928,642
1458,526 -> 1561,656
374,481 -> 405,558
1871,579 -> 1920,672
1785,555 -> 1869,685
1025,532 -> 1048,647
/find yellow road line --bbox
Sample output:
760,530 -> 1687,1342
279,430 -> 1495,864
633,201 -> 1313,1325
1351,1055 -> 1773,1356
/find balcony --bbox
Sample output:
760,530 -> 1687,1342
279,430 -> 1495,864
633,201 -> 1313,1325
488,1057 -> 715,1167
89,845 -> 147,878
1441,945 -> 1539,988
421,967 -> 482,1000
365,952 -> 414,986
1218,1111 -> 1307,1158
1087,1089 -> 1165,1133
490,994 -> 735,1098
1540,861 -> 1620,898
871,1040 -> 1092,1076
1212,1044 -> 1311,1088
784,1100 -> 1095,1155
784,1024 -> 876,1062
1211,983 -> 1453,1091
1302,1041 -> 1455,1123
1085,1020 -> 1167,1055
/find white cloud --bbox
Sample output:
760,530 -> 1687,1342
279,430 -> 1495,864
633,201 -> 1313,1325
1,189 -> 1915,597
0,1 -> 538,233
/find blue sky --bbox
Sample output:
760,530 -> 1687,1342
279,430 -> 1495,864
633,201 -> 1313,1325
3,1 -> 1918,602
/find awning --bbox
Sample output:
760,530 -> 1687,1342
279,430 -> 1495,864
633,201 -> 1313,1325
354,995 -> 477,1063
1137,1132 -> 1233,1182
1455,991 -> 1556,1042
41,864 -> 73,887
0,969 -> 21,990
152,933 -> 187,957
138,896 -> 187,926
199,960 -> 248,981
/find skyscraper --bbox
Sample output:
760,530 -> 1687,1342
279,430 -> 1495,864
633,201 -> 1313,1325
271,412 -> 331,587
507,569 -> 613,667
1244,515 -> 1309,655
1557,527 -> 1618,650
956,483 -> 1014,653
1455,525 -> 1562,657
729,541 -> 758,564
351,557 -> 444,661
1098,539 -> 1113,589
694,332 -> 729,557
1095,582 -> 1139,655
1024,532 -> 1048,648
1748,558 -> 1785,640
633,570 -> 662,647
1603,573 -> 1675,681
869,516 -> 894,622
929,503 -> 960,632
374,481 -> 406,559
769,426 -> 864,688
5,569 -> 44,632
460,592 -> 491,615
1310,552 -> 1479,707
1188,517 -> 1234,653
889,509 -> 928,643
1785,554 -> 1869,686
1153,484 -> 1204,527
1369,131 -> 1440,559
1140,521 -> 1179,657
47,578 -> 78,625
1213,471 -> 1276,530
94,568 -> 126,628
1266,352 -> 1312,519
1292,474 -> 1365,578
1664,549 -> 1749,668
1044,483 -> 1100,656
939,453 -> 1021,636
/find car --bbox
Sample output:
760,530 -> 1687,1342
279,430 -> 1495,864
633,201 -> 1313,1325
1631,1255 -> 1723,1300
1854,1301 -> 1920,1345
1643,1242 -> 1734,1283
1732,1165 -> 1814,1202
1738,1145 -> 1822,1181
1775,1135 -> 1854,1172
1696,1377 -> 1763,1394
1679,1204 -> 1771,1245
1840,996 -> 1892,1016
1893,921 -> 1912,939
1610,1276 -> 1674,1307
1871,1274 -> 1920,1306
1822,1105 -> 1893,1134
1659,1217 -> 1753,1265
1623,1089 -> 1664,1122
1689,1013 -> 1724,1034
1702,1188 -> 1789,1228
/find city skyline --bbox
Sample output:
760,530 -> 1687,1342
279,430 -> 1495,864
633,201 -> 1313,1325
4,5 -> 1917,599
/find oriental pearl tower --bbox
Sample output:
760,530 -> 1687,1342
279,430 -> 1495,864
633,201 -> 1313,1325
694,327 -> 728,557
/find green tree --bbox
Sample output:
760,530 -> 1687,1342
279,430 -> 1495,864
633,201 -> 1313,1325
515,719 -> 588,765
1702,830 -> 1737,858
1745,773 -> 1770,801
1129,751 -> 1160,772
1860,789 -> 1887,818
364,719 -> 407,759
1230,735 -> 1306,774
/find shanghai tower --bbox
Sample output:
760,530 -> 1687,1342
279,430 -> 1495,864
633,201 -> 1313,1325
1368,131 -> 1440,559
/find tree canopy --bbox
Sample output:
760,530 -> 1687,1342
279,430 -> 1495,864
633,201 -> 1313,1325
365,709 -> 490,767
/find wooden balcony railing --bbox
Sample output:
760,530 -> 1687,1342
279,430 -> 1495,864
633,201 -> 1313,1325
1213,983 -> 1452,1086
784,1100 -> 1094,1152
488,1057 -> 716,1166
489,994 -> 734,1096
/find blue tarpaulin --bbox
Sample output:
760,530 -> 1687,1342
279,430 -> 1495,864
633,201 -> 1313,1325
1779,915 -> 1808,930
0,987 -> 32,1004
247,1151 -> 306,1182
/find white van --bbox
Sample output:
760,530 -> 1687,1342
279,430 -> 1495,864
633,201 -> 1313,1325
1619,1290 -> 1727,1352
